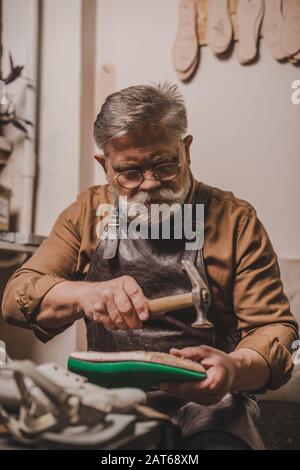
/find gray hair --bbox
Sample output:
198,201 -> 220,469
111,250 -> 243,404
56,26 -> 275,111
93,82 -> 188,155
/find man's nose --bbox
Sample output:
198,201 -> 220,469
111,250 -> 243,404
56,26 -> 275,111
139,170 -> 161,191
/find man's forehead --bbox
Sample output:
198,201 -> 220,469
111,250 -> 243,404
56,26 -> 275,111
107,128 -> 178,157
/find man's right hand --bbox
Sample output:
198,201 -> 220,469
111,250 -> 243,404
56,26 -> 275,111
79,276 -> 149,330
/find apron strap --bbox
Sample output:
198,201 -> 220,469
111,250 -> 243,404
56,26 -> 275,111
196,182 -> 211,288
103,209 -> 120,260
183,181 -> 212,288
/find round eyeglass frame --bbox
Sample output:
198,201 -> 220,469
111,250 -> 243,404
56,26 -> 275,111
114,162 -> 182,189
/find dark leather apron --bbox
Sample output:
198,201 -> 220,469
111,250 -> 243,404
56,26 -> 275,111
84,181 -> 265,449
85,182 -> 214,352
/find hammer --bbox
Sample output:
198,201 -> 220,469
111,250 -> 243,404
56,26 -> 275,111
147,260 -> 213,329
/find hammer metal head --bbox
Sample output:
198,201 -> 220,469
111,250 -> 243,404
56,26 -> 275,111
181,260 -> 213,329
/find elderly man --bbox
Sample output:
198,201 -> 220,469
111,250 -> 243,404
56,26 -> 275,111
2,83 -> 298,450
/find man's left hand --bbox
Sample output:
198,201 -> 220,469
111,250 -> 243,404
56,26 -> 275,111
158,345 -> 239,406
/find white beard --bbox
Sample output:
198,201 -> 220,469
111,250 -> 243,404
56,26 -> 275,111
108,173 -> 191,225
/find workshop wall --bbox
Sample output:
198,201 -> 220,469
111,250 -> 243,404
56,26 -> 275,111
0,0 -> 82,366
1,0 -> 299,367
29,0 -> 83,365
0,0 -> 40,362
95,0 -> 300,258
0,0 -> 31,229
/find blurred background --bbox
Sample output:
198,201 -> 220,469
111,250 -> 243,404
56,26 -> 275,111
0,0 -> 299,367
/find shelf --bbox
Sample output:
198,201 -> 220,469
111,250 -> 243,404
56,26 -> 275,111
0,240 -> 37,254
0,136 -> 13,154
0,136 -> 13,167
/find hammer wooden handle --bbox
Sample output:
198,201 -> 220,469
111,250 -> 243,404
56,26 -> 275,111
147,292 -> 193,315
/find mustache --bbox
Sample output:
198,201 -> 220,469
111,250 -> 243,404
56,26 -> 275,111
129,186 -> 188,205
109,176 -> 191,208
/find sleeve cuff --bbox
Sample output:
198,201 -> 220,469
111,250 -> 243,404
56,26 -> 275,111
235,332 -> 294,392
31,321 -> 75,343
15,275 -> 71,342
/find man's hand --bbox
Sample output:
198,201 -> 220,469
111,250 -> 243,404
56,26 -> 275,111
158,345 -> 271,405
36,277 -> 149,332
80,276 -> 149,330
158,345 -> 238,405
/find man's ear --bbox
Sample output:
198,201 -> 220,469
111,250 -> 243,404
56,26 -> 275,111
182,135 -> 193,164
94,153 -> 107,174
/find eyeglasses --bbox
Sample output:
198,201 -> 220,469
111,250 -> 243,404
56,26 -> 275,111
114,162 -> 181,189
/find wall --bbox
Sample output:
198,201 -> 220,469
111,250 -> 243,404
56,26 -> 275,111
1,0 -> 299,366
35,0 -> 82,234
0,0 -> 39,361
31,0 -> 84,365
95,0 -> 300,258
0,0 -> 86,366
0,0 -> 35,227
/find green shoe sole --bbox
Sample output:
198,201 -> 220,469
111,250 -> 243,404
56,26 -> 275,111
68,356 -> 207,391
